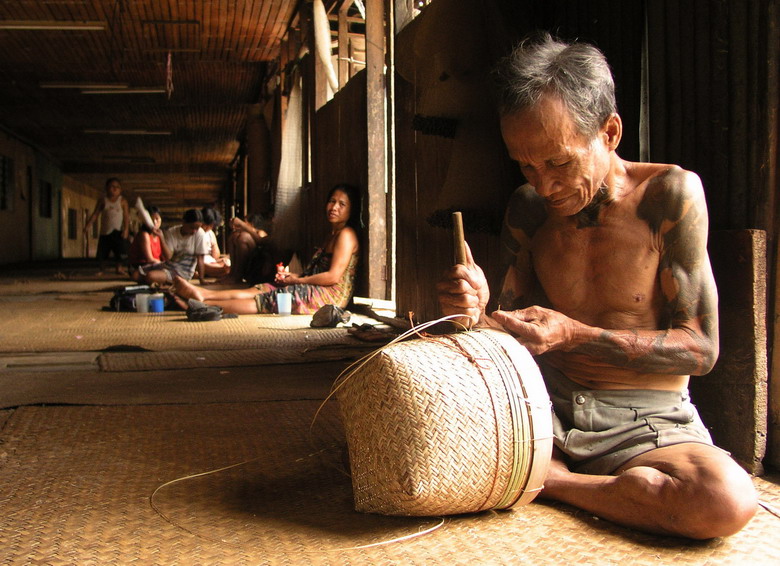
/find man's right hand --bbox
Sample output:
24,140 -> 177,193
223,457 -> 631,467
436,241 -> 489,327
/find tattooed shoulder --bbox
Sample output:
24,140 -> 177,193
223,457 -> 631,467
504,184 -> 547,238
637,166 -> 707,235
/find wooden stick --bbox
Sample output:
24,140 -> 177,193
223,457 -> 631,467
452,211 -> 466,265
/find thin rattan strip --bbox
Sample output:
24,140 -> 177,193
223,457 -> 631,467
470,331 -> 531,509
483,330 -> 551,508
490,332 -> 546,508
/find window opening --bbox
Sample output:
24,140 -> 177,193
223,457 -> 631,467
67,208 -> 78,240
0,155 -> 14,211
39,180 -> 53,218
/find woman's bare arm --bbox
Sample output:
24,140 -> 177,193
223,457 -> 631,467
281,228 -> 358,286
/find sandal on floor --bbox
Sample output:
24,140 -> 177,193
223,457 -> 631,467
186,299 -> 238,321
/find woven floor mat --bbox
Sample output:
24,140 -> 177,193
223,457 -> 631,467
0,361 -> 346,409
0,275 -> 129,295
99,345 -> 376,372
0,296 -> 358,353
1,403 -> 778,565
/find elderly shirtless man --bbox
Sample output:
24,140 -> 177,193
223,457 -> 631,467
437,34 -> 757,539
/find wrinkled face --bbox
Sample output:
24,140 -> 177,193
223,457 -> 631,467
151,212 -> 162,230
500,95 -> 613,217
106,180 -> 122,198
326,189 -> 352,225
180,221 -> 202,236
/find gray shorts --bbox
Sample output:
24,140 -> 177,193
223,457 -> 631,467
540,362 -> 714,475
138,262 -> 174,283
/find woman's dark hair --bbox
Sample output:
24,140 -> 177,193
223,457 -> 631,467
104,177 -> 121,190
139,205 -> 161,234
328,183 -> 363,231
182,208 -> 203,224
201,206 -> 222,227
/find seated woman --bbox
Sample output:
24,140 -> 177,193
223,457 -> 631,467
127,205 -> 167,282
172,184 -> 361,314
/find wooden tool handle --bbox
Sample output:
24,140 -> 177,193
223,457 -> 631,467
452,211 -> 466,265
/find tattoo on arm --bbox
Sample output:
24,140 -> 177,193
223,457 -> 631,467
498,185 -> 548,311
574,170 -> 719,375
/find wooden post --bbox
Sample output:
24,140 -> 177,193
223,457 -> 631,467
693,230 -> 768,474
338,1 -> 350,87
366,0 -> 387,299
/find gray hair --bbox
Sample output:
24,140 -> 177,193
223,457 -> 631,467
492,33 -> 616,138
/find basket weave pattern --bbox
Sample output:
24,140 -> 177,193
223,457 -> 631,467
338,329 -> 552,516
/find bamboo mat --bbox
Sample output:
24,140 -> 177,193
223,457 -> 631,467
0,274 -> 124,296
1,402 -> 779,565
0,361 -> 347,409
99,345 -> 376,372
0,294 -> 361,353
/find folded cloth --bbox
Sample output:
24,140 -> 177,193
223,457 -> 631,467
186,299 -> 238,321
310,304 -> 351,328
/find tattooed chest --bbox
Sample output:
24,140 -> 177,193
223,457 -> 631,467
532,226 -> 663,324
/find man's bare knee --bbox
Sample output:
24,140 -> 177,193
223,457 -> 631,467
680,467 -> 758,539
618,459 -> 757,539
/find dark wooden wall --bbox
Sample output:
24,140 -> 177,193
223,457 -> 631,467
309,71 -> 370,299
393,0 -> 645,322
394,1 -> 522,324
646,0 -> 777,233
644,0 -> 778,469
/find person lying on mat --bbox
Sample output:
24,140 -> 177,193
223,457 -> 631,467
436,33 -> 756,539
172,183 -> 361,315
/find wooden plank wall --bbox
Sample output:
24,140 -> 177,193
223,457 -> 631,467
309,72 -> 370,298
393,0 -> 644,322
0,131 -> 35,265
394,2 -> 520,323
646,0 -> 776,232
646,0 -> 779,469
60,176 -> 101,259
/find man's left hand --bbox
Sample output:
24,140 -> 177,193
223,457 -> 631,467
492,305 -> 577,355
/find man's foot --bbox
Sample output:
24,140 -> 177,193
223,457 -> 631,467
165,291 -> 189,311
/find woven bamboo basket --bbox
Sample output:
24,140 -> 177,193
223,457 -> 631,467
337,328 -> 553,516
